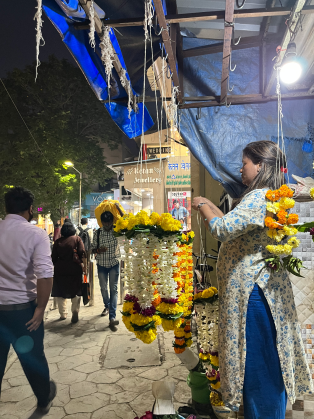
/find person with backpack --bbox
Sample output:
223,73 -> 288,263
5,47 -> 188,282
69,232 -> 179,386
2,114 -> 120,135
91,211 -> 120,332
77,218 -> 93,264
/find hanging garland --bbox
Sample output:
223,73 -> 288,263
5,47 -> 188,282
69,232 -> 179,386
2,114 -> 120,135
263,185 -> 305,276
194,287 -> 221,390
100,26 -> 115,103
88,0 -> 96,50
116,213 -> 195,343
173,233 -> 195,353
34,0 -> 45,81
167,86 -> 179,130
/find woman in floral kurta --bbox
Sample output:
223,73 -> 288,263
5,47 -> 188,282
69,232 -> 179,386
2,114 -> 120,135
192,141 -> 313,418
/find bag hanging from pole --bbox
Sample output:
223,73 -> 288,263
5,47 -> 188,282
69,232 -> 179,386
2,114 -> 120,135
82,274 -> 90,306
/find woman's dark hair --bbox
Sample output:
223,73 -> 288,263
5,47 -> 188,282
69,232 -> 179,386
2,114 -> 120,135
5,187 -> 34,214
54,223 -> 60,228
101,211 -> 114,223
64,218 -> 72,224
61,223 -> 76,238
233,141 -> 286,208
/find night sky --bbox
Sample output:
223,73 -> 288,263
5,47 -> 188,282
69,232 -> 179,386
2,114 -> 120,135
1,0 -> 75,78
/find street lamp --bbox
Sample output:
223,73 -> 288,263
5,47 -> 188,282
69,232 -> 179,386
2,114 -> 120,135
64,161 -> 82,227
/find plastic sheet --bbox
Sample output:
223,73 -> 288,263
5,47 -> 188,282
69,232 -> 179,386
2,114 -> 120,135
180,38 -> 314,197
43,0 -> 156,138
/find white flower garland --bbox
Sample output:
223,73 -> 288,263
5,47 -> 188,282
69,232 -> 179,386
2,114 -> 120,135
167,86 -> 179,130
100,26 -> 115,103
120,69 -> 133,120
144,0 -> 154,41
156,237 -> 179,299
194,299 -> 219,353
122,234 -> 160,308
34,0 -> 45,81
88,0 -> 96,50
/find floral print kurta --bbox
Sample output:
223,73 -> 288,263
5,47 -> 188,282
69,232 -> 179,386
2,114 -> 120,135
208,188 -> 313,408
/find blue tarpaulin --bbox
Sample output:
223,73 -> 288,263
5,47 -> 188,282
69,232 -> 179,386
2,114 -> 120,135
180,37 -> 314,197
43,0 -> 155,138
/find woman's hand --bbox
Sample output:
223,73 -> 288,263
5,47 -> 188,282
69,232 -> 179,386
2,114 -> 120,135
192,196 -> 207,211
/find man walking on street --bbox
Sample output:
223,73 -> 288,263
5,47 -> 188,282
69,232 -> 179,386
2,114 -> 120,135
92,211 -> 120,332
0,187 -> 56,414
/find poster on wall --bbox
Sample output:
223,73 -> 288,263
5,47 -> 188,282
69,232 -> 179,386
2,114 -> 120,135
168,191 -> 191,231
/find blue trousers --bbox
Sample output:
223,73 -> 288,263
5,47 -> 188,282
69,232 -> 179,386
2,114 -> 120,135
243,284 -> 287,418
97,263 -> 119,320
0,300 -> 50,406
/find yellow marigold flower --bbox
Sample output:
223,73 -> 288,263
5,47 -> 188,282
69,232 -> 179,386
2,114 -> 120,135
279,197 -> 295,210
287,237 -> 300,249
310,187 -> 314,200
267,229 -> 285,242
282,244 -> 293,255
283,226 -> 298,236
266,245 -> 285,255
202,288 -> 215,299
211,381 -> 221,390
150,212 -> 161,225
174,328 -> 185,338
266,202 -> 280,214
210,355 -> 219,367
188,231 -> 195,238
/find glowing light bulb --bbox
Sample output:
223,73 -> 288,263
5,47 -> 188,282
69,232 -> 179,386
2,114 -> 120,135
280,61 -> 302,85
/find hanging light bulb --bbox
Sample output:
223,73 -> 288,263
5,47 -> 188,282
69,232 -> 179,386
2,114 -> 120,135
280,43 -> 302,85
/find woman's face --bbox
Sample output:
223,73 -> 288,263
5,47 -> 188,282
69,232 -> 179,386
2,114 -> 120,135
240,155 -> 261,186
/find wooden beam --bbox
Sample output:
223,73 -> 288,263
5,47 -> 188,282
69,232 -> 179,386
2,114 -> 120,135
154,0 -> 182,103
220,0 -> 234,104
179,91 -> 314,108
78,6 -> 314,28
182,35 -> 264,58
264,0 -> 306,96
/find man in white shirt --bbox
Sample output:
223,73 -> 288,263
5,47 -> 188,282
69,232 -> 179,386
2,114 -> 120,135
0,187 -> 56,414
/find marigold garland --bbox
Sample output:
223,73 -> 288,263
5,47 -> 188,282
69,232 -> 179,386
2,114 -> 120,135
264,185 -> 304,276
119,221 -> 195,344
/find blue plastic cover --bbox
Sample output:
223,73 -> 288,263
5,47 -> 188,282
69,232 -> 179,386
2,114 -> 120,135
180,37 -> 314,198
43,0 -> 154,138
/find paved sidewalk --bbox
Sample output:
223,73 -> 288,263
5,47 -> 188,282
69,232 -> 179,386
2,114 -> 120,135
0,280 -> 191,419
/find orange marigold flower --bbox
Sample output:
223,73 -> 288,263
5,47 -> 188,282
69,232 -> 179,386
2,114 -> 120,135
175,338 -> 185,346
153,254 -> 159,260
265,217 -> 280,229
174,347 -> 185,354
287,213 -> 299,224
277,210 -> 288,225
266,189 -> 280,202
279,184 -> 294,198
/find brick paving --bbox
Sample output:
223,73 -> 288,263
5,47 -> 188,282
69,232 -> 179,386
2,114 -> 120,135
0,280 -> 190,419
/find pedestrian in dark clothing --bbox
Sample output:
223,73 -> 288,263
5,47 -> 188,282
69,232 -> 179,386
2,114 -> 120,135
51,223 -> 86,323
53,223 -> 61,242
0,187 -> 56,415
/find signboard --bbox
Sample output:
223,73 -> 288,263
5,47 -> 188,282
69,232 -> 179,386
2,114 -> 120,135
147,146 -> 171,155
168,191 -> 191,231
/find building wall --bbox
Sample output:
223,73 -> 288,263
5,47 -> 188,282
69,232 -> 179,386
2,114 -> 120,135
191,155 -> 224,287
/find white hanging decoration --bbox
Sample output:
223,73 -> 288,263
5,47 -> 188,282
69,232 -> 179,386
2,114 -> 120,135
100,26 -> 115,103
144,0 -> 154,41
120,69 -> 133,120
156,237 -> 179,300
122,233 -> 159,308
167,86 -> 179,130
34,0 -> 45,81
88,0 -> 96,50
